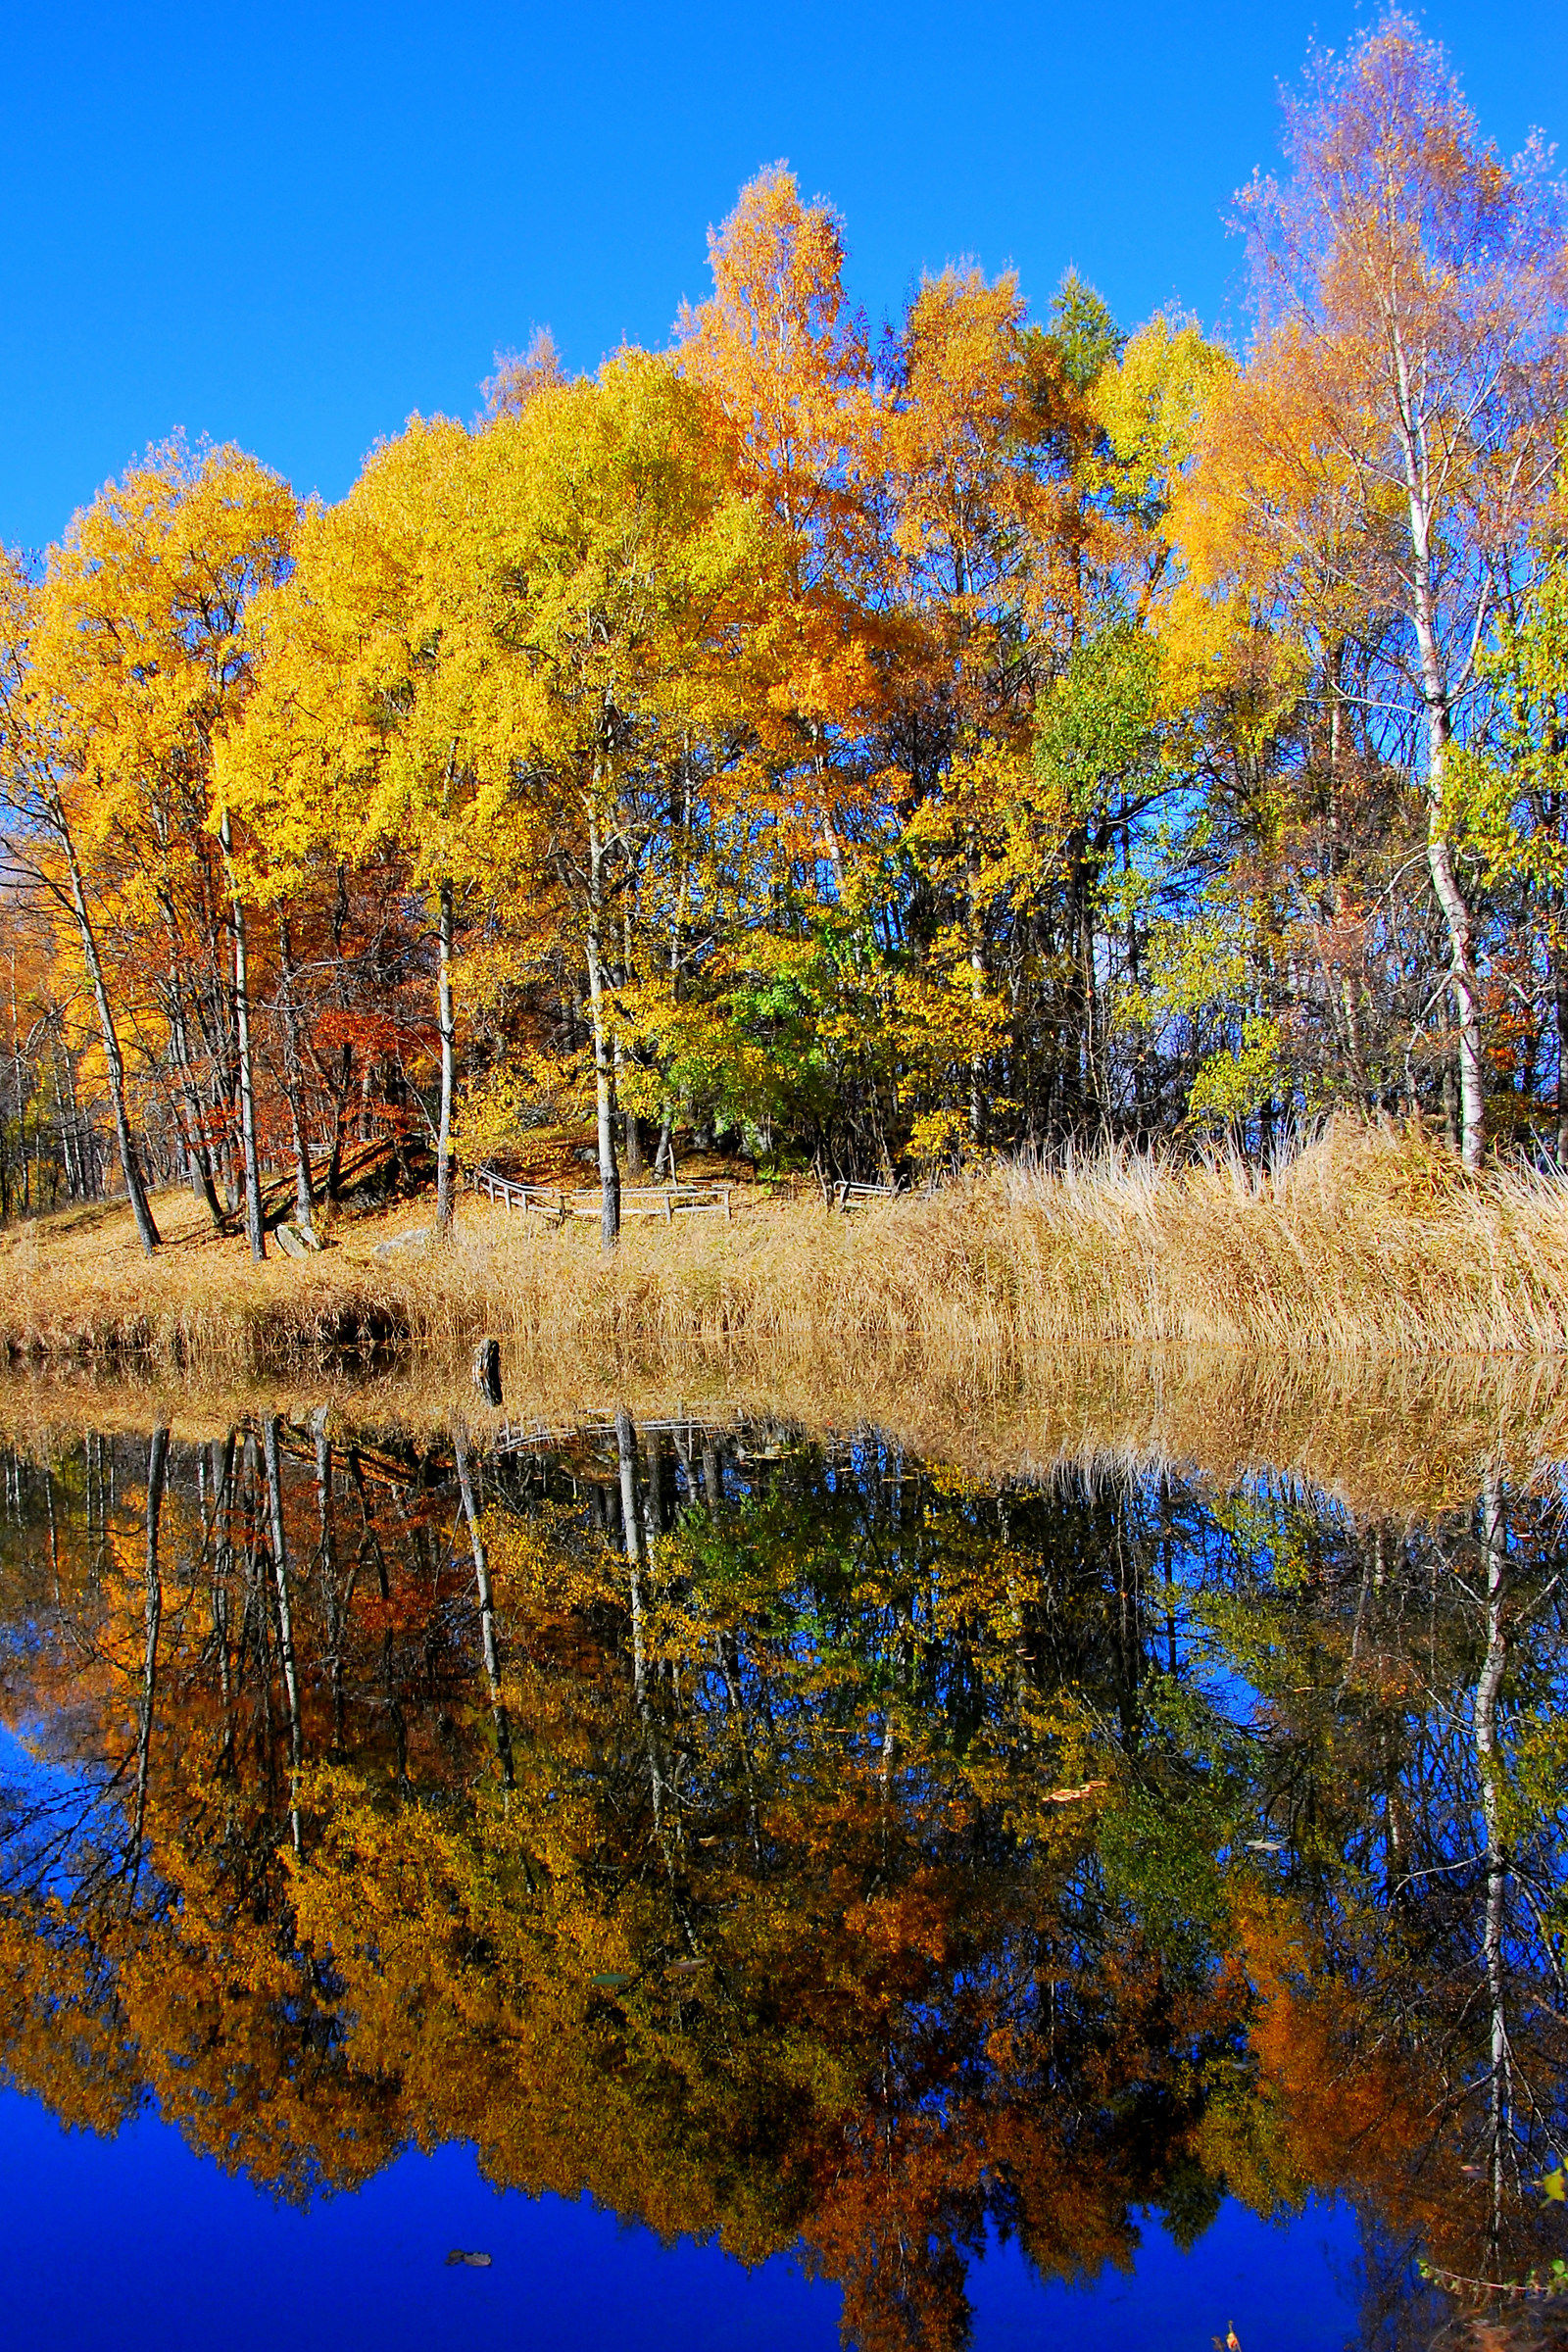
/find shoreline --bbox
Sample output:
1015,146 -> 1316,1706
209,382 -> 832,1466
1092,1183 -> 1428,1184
1,1125 -> 1566,1382
2,1120 -> 1568,1524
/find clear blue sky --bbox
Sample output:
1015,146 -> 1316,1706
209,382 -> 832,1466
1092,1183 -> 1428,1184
1,0 -> 1560,552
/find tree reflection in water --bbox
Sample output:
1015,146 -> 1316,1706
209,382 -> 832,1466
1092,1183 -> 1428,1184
0,1411 -> 1564,2351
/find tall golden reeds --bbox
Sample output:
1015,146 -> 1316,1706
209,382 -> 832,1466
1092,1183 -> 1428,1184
4,1122 -> 1568,1393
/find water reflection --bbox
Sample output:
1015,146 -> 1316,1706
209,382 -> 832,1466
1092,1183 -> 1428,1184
0,1410 -> 1564,2349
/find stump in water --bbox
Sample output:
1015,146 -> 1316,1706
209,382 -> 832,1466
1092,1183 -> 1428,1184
472,1337 -> 502,1406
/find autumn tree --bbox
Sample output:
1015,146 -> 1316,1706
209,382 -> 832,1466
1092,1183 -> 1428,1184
221,416 -> 490,1237
677,164 -> 885,877
0,556 -> 164,1249
0,443 -> 296,1254
1453,540 -> 1568,1159
446,354 -> 781,1245
1183,10 -> 1568,1165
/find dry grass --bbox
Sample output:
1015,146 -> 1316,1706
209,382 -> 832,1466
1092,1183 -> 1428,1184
4,1120 -> 1568,1396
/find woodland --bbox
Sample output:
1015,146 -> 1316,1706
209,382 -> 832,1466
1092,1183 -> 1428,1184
0,15 -> 1566,1267
0,4 -> 1560,1307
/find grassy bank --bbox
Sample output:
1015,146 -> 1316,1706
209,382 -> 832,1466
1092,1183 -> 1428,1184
3,1122 -> 1568,1388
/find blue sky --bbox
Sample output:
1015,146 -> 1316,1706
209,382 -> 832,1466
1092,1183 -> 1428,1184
1,0 -> 1561,551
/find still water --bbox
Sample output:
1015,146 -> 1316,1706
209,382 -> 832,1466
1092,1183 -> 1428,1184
0,1404 -> 1560,2350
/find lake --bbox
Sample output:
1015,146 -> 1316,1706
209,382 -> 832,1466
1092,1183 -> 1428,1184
0,1396 -> 1559,2351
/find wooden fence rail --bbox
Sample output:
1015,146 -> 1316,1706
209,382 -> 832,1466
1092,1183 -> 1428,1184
493,1411 -> 742,1458
830,1180 -> 900,1211
468,1167 -> 732,1223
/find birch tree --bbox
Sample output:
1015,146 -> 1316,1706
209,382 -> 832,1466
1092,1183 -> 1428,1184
1186,9 -> 1568,1165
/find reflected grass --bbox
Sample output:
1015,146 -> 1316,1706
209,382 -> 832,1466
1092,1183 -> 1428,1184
0,1342 -> 1561,1522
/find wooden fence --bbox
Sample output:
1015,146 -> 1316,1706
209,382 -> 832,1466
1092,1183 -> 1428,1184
469,1167 -> 732,1222
492,1410 -> 743,1459
829,1180 -> 900,1210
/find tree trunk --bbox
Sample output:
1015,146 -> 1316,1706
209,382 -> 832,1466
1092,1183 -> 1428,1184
326,1055 -> 349,1204
165,928 -> 225,1229
585,813 -> 620,1251
264,1415 -> 302,1854
277,917 -> 317,1239
212,1433 -> 236,1779
10,950 -> 25,1217
50,1032 -> 79,1201
453,1418 -> 514,1789
434,878 -> 456,1236
220,812 -> 266,1259
1393,326 -> 1486,1169
1476,1485 -> 1512,2259
966,825 -> 986,1149
1428,812 -> 1485,1170
129,1423 -> 169,1901
313,1414 -> 350,1755
616,1406 -> 678,1872
1554,953 -> 1568,1165
57,808 -> 160,1253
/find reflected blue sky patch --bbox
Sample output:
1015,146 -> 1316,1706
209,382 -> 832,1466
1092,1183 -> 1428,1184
0,2083 -> 1359,2352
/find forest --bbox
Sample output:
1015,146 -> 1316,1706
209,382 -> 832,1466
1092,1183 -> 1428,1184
2,9 -> 1566,1258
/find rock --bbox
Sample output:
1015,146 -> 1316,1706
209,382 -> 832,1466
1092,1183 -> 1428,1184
372,1226 -> 429,1261
444,2250 -> 493,2269
273,1221 -> 321,1260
